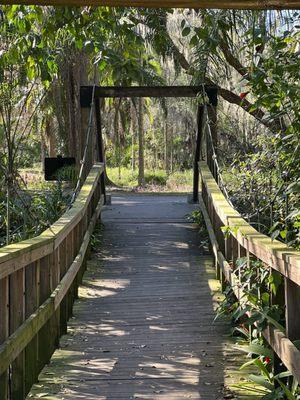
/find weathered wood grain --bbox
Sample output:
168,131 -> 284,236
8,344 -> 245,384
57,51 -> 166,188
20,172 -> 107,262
0,277 -> 9,399
28,194 -> 251,399
200,165 -> 300,383
0,164 -> 103,279
0,195 -> 104,377
9,268 -> 26,399
200,162 -> 300,285
25,261 -> 40,395
80,86 -> 218,108
0,165 -> 104,399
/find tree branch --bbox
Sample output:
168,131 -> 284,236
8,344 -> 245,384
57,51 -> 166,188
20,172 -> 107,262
218,38 -> 248,77
170,38 -> 276,131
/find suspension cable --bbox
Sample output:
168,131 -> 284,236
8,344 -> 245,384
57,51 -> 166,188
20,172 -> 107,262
202,103 -> 234,207
70,84 -> 96,205
200,99 -> 287,223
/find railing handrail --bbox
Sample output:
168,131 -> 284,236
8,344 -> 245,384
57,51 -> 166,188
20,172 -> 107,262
199,160 -> 300,383
200,161 -> 300,285
0,163 -> 104,279
0,163 -> 105,398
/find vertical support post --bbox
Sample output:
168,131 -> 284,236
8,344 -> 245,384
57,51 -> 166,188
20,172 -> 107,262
9,269 -> 25,399
0,277 -> 9,399
25,261 -> 40,395
95,98 -> 106,203
285,276 -> 300,384
38,255 -> 52,370
193,105 -> 205,203
285,278 -> 300,340
138,97 -> 145,187
79,85 -> 96,183
281,278 -> 300,389
66,232 -> 74,320
270,271 -> 286,385
80,106 -> 93,182
59,239 -> 68,336
50,249 -> 60,349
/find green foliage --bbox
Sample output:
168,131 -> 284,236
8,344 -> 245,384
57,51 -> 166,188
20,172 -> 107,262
187,210 -> 203,225
222,155 -> 300,249
0,5 -> 298,256
106,167 -> 193,192
144,171 -> 168,186
218,257 -> 284,333
55,165 -> 78,185
216,257 -> 299,398
0,183 -> 70,247
90,222 -> 104,251
177,9 -> 300,251
187,210 -> 210,251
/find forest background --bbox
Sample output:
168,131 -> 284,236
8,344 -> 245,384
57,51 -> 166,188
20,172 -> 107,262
0,5 -> 299,249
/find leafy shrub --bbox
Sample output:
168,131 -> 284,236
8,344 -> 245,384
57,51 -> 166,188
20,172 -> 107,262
216,257 -> 299,398
166,170 -> 193,189
0,183 -> 70,247
106,167 -> 193,192
144,171 -> 167,185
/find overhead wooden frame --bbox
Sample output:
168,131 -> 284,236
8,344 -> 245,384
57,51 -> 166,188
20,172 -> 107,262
80,85 -> 218,107
81,84 -> 217,203
0,0 -> 298,9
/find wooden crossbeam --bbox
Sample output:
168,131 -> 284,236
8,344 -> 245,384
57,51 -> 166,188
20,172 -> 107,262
80,85 -> 218,107
0,0 -> 298,9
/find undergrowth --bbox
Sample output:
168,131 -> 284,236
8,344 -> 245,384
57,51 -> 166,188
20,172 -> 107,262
107,167 -> 193,192
0,182 -> 71,247
216,256 -> 300,399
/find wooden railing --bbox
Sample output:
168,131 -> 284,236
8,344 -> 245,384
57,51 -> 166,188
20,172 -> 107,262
0,163 -> 104,399
199,161 -> 300,382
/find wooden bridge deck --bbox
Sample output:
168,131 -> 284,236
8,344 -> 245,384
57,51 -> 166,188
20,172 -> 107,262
28,194 -> 242,400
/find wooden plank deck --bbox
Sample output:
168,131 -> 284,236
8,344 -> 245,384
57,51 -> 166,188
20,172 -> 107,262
28,194 -> 245,400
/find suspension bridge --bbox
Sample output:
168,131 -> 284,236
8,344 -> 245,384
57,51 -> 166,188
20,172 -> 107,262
0,86 -> 299,400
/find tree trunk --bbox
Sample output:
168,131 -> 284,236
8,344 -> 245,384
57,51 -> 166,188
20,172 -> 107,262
138,97 -> 145,187
63,51 -> 96,182
44,117 -> 56,157
40,130 -> 46,172
64,63 -> 79,161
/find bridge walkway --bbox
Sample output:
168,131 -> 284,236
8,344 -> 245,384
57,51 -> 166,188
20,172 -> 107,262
29,194 -> 242,400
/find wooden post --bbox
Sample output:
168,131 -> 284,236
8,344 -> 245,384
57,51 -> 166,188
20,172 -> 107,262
38,255 -> 52,370
95,98 -> 106,202
80,78 -> 96,183
25,261 -> 40,395
285,274 -> 300,386
81,106 -> 93,182
9,269 -> 25,399
0,277 -> 9,399
271,272 -> 287,385
59,239 -> 68,336
138,97 -> 145,187
67,232 -> 75,320
285,278 -> 300,340
193,105 -> 205,203
50,249 -> 60,350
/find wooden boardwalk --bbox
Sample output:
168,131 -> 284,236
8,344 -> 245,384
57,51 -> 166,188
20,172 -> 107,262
29,194 -> 241,400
